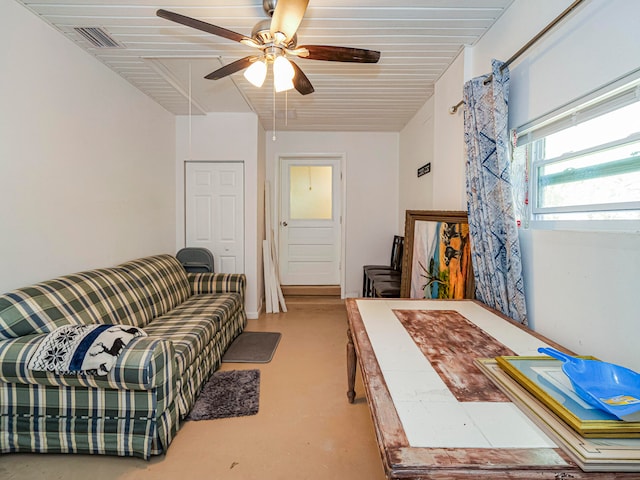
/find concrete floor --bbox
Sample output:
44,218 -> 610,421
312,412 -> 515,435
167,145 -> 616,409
2,297 -> 386,480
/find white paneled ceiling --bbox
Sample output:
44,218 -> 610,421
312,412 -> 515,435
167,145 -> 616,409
16,0 -> 515,131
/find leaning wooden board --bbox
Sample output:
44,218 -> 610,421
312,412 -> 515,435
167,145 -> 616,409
345,298 -> 639,479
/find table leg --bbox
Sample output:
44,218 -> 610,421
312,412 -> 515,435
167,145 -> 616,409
347,327 -> 356,403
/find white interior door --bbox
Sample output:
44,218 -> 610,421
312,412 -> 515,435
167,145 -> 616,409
278,157 -> 342,285
185,162 -> 244,273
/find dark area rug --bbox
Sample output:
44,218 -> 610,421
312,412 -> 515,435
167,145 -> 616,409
187,369 -> 260,421
222,332 -> 281,363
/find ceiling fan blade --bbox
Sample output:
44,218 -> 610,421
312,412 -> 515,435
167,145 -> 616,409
157,9 -> 249,44
270,0 -> 309,42
205,56 -> 257,80
300,45 -> 381,63
290,61 -> 314,95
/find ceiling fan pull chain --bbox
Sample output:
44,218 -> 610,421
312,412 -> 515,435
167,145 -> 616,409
188,62 -> 192,159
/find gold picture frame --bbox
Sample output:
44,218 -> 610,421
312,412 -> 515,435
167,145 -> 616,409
496,356 -> 640,437
477,358 -> 640,472
400,210 -> 474,299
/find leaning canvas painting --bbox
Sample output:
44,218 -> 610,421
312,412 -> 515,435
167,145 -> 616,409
401,210 -> 474,299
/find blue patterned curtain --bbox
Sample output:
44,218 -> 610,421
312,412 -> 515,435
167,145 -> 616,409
463,60 -> 528,324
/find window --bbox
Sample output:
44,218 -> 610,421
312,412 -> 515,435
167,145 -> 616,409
513,69 -> 640,227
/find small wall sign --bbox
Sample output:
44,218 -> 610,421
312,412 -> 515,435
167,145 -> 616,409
417,163 -> 431,177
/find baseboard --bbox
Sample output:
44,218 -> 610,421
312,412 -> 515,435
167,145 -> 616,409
281,285 -> 341,297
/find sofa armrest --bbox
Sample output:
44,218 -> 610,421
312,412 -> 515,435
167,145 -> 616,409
0,334 -> 175,391
187,272 -> 246,301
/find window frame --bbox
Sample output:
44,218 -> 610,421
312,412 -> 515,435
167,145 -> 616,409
514,68 -> 640,232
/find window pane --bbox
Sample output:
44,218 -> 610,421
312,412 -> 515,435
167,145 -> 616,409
515,73 -> 640,225
544,101 -> 640,158
537,140 -> 640,208
289,166 -> 333,219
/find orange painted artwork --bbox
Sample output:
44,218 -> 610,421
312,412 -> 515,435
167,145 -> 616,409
409,220 -> 473,299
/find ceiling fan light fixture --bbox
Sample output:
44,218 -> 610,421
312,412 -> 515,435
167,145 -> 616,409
273,55 -> 295,92
157,5 -> 380,97
244,59 -> 267,87
274,76 -> 294,93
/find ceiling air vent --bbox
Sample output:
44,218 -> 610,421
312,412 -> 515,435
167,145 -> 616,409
73,27 -> 122,48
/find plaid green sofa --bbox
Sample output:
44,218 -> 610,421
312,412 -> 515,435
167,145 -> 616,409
0,254 -> 246,459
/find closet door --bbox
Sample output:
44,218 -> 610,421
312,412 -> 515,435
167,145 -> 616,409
185,162 -> 244,273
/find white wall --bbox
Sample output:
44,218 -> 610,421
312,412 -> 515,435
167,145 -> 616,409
399,97 -> 435,228
0,1 -> 176,293
265,131 -> 400,298
175,113 -> 263,319
463,0 -> 640,370
399,50 -> 466,215
521,230 -> 639,369
432,52 -> 467,210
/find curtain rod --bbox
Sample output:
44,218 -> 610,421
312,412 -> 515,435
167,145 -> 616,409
449,0 -> 586,114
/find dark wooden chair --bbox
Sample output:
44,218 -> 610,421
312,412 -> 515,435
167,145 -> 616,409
362,236 -> 404,297
372,279 -> 401,298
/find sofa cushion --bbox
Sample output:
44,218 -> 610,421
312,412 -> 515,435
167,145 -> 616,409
28,324 -> 147,376
117,255 -> 191,322
142,293 -> 241,376
0,268 -> 152,339
187,272 -> 246,300
0,334 -> 175,392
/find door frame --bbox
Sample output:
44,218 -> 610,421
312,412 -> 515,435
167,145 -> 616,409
276,154 -> 346,297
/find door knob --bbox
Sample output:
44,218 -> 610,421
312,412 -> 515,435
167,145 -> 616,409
281,221 -> 288,227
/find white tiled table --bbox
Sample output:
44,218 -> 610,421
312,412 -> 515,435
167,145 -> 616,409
345,299 -> 635,479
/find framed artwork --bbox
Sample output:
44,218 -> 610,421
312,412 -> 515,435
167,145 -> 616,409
477,358 -> 640,472
400,210 -> 474,299
496,356 -> 640,437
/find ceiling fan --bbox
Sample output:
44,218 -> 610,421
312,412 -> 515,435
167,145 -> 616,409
157,0 -> 381,95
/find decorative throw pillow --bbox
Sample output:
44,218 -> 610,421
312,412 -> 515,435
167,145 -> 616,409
28,324 -> 147,376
